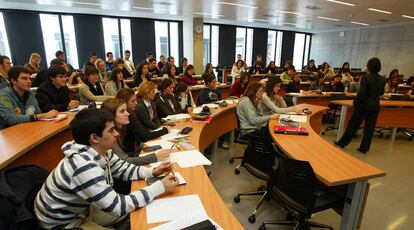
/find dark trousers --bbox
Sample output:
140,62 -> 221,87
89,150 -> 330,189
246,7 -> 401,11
337,108 -> 379,152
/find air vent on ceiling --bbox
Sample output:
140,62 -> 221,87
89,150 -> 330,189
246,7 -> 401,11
263,14 -> 277,18
152,1 -> 172,6
306,5 -> 322,10
378,19 -> 389,22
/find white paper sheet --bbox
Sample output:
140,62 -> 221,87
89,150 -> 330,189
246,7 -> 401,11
144,139 -> 175,150
279,114 -> 308,123
192,107 -> 203,114
39,113 -> 68,121
160,129 -> 188,140
68,105 -> 88,112
163,113 -> 191,121
170,150 -> 212,168
150,214 -> 223,230
146,194 -> 207,224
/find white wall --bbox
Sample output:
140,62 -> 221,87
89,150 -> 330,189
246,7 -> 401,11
182,19 -> 193,64
310,23 -> 414,79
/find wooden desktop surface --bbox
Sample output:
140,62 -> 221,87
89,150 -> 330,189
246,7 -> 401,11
268,104 -> 385,187
332,99 -> 414,107
130,104 -> 243,229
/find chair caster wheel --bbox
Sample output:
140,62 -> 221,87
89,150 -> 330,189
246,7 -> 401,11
321,131 -> 325,135
234,196 -> 240,203
229,159 -> 234,163
248,214 -> 256,223
235,168 -> 240,175
259,224 -> 266,230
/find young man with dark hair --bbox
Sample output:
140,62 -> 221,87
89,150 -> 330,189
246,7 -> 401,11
145,52 -> 153,64
105,52 -> 115,71
198,73 -> 221,105
0,66 -> 58,129
35,65 -> 80,112
0,55 -> 12,89
35,108 -> 178,229
83,52 -> 98,70
148,58 -> 160,77
79,66 -> 113,104
157,55 -> 166,70
177,57 -> 189,75
55,50 -> 76,73
161,56 -> 175,74
123,50 -> 135,75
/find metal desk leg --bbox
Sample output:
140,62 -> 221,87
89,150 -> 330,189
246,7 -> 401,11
390,127 -> 397,143
292,97 -> 297,105
336,105 -> 348,141
340,180 -> 368,230
228,130 -> 235,147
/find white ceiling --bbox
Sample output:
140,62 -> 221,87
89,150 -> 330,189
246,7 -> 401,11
1,0 -> 414,33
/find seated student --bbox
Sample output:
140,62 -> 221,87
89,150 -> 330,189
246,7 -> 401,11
102,98 -> 171,166
341,66 -> 354,88
325,74 -> 345,92
265,61 -> 278,74
116,88 -> 168,150
177,57 -> 189,75
175,82 -> 196,112
303,59 -> 318,75
0,66 -> 58,130
136,81 -> 161,129
280,66 -> 294,84
385,69 -> 399,93
309,74 -> 326,91
105,51 -> 115,71
232,72 -> 250,97
156,78 -> 181,118
79,66 -> 113,104
158,55 -> 167,70
262,77 -> 301,115
249,61 -> 265,75
285,72 -> 301,93
24,53 -> 42,75
148,58 -> 161,77
161,64 -> 178,85
144,52 -> 153,64
0,55 -> 12,89
407,76 -> 414,95
114,58 -> 132,79
320,62 -> 336,80
283,59 -> 295,72
34,108 -> 178,229
161,56 -> 175,74
123,50 -> 135,75
231,60 -> 245,75
96,58 -> 109,84
204,63 -> 216,78
83,52 -> 98,71
56,50 -> 76,73
236,82 -> 280,136
105,68 -> 129,96
64,61 -> 82,85
36,65 -> 80,112
338,62 -> 350,74
198,74 -> 221,105
134,62 -> 151,87
182,65 -> 202,86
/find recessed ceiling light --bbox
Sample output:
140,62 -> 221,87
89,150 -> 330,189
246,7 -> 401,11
326,0 -> 355,7
220,2 -> 258,9
193,12 -> 224,17
279,10 -> 303,16
317,16 -> 340,21
350,21 -> 369,26
252,18 -> 268,22
402,15 -> 414,20
61,1 -> 103,6
368,8 -> 392,14
133,6 -> 170,11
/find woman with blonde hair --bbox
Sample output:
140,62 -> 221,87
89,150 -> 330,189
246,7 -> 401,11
95,58 -> 109,83
24,53 -> 42,74
136,81 -> 161,129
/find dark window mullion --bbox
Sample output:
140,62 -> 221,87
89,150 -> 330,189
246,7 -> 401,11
118,19 -> 123,58
58,15 -> 67,65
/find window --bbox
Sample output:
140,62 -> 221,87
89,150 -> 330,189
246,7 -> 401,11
102,18 -> 120,58
40,14 -> 63,67
304,34 -> 311,67
203,25 -> 219,68
211,25 -> 219,67
203,25 -> 210,67
61,15 -> 79,69
0,13 -> 11,59
267,31 -> 283,66
293,33 -> 306,69
235,27 -> 254,66
120,19 -> 132,60
275,32 -> 283,67
154,21 -> 180,62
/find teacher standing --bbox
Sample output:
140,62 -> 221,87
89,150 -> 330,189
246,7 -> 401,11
334,58 -> 386,154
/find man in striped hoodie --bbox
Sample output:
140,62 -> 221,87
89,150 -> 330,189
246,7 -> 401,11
34,108 -> 178,229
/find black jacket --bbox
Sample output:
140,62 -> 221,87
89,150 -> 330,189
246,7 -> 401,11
32,69 -> 48,88
156,93 -> 182,118
136,99 -> 161,129
35,80 -> 71,112
353,73 -> 386,111
286,81 -> 301,93
198,88 -> 222,105
325,82 -> 345,93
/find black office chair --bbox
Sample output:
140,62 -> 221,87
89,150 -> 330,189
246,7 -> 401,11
284,96 -> 295,107
321,93 -> 347,135
259,154 -> 343,230
233,132 -> 281,223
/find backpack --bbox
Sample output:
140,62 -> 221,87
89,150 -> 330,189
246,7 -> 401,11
0,165 -> 49,230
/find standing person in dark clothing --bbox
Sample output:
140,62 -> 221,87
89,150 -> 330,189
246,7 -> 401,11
334,58 -> 386,154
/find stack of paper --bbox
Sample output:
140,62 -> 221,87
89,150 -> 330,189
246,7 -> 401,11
146,194 -> 207,224
279,114 -> 307,123
163,114 -> 191,122
144,139 -> 175,150
68,105 -> 88,112
160,129 -> 188,140
170,150 -> 212,168
39,113 -> 68,121
150,214 -> 223,230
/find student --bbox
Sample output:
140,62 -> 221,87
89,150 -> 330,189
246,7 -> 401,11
198,74 -> 221,105
0,55 -> 12,89
83,52 -> 98,70
136,81 -> 161,129
63,60 -> 83,85
156,78 -> 182,118
303,59 -> 318,75
175,82 -> 196,112
231,60 -> 245,75
249,61 -> 265,75
232,72 -> 250,97
79,66 -> 113,104
161,64 -> 178,85
116,88 -> 168,151
148,58 -> 161,77
309,74 -> 326,91
0,66 -> 58,130
262,77 -> 301,115
55,50 -> 76,73
134,62 -> 151,87
265,61 -> 278,74
280,66 -> 294,84
407,76 -> 414,95
95,58 -> 109,84
285,72 -> 301,93
385,69 -> 399,93
334,58 -> 386,153
177,57 -> 189,75
114,58 -> 133,79
161,56 -> 175,74
105,51 -> 115,71
123,50 -> 135,75
320,62 -> 335,80
144,52 -> 153,64
341,66 -> 354,88
102,98 -> 171,166
105,68 -> 129,96
158,55 -> 167,70
255,55 -> 265,68
325,74 -> 345,92
24,53 -> 42,74
283,59 -> 295,72
36,65 -> 80,112
338,62 -> 351,74
204,63 -> 216,78
34,108 -> 178,229
182,65 -> 201,86
236,82 -> 280,136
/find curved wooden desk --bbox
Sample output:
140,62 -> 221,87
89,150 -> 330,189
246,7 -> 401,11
0,114 -> 74,171
286,92 -> 357,106
131,104 -> 243,229
269,104 -> 385,230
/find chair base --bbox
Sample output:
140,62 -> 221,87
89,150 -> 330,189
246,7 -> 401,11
234,188 -> 270,223
260,219 -> 333,230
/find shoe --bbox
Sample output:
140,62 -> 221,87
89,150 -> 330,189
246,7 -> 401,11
333,141 -> 345,148
357,148 -> 367,154
221,142 -> 229,149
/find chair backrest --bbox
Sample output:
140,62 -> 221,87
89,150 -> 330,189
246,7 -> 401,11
272,154 -> 316,215
329,92 -> 347,100
243,132 -> 280,178
284,97 -> 295,107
